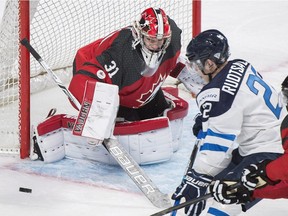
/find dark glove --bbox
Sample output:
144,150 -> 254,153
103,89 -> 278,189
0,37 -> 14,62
241,160 -> 280,191
282,76 -> 288,109
172,169 -> 212,216
210,180 -> 253,204
192,113 -> 202,136
282,75 -> 288,90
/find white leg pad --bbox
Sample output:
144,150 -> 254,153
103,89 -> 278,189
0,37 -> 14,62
118,125 -> 174,165
37,130 -> 65,163
31,87 -> 189,165
66,117 -> 174,165
169,118 -> 185,152
162,87 -> 188,152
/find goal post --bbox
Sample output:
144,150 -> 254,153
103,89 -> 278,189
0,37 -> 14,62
19,0 -> 30,158
193,0 -> 201,37
0,0 -> 201,159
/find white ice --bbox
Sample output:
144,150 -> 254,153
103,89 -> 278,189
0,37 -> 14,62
1,1 -> 288,216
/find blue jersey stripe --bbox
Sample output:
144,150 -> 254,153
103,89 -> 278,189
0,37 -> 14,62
206,129 -> 236,141
207,207 -> 230,216
200,143 -> 229,152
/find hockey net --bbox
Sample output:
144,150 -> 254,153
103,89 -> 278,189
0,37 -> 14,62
0,0 -> 201,158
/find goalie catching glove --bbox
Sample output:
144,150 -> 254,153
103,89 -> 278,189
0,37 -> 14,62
172,169 -> 213,216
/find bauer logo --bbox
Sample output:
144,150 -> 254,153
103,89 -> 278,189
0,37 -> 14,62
110,146 -> 156,194
73,101 -> 91,135
197,88 -> 220,108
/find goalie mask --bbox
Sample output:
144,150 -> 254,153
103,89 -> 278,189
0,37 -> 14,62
132,7 -> 172,77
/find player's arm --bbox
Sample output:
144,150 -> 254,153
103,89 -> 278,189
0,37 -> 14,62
209,155 -> 288,204
241,159 -> 281,191
265,154 -> 288,181
68,33 -> 121,142
69,30 -> 120,108
242,114 -> 288,190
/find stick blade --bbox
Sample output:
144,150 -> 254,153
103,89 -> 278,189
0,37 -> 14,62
103,138 -> 172,208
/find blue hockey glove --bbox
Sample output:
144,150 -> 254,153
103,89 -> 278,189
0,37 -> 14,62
210,180 -> 253,204
172,169 -> 213,216
282,75 -> 288,90
192,113 -> 203,137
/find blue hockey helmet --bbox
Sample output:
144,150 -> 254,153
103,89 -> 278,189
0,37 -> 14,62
186,29 -> 230,67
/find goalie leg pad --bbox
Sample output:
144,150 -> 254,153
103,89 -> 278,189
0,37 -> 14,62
169,118 -> 185,152
73,80 -> 119,140
66,117 -> 175,165
108,116 -> 175,165
32,114 -> 66,163
162,87 -> 189,152
118,123 -> 174,165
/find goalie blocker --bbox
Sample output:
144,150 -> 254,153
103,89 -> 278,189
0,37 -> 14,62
31,86 -> 188,165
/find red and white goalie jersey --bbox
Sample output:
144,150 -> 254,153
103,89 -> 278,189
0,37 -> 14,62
69,17 -> 182,110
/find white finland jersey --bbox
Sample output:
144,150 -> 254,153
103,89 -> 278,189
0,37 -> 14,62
194,59 -> 287,176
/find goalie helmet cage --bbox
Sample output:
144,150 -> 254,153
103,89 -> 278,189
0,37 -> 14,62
0,0 -> 201,159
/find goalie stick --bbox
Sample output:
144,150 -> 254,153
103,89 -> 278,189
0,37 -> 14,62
20,38 -> 171,208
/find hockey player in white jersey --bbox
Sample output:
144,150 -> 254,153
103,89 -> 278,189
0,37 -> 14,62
171,29 -> 287,216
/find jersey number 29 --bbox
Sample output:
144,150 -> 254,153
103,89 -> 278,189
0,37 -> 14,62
247,67 -> 282,119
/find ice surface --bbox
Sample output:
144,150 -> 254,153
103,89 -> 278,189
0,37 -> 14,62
1,1 -> 288,216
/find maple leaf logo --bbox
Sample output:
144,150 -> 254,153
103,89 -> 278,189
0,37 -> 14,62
141,12 -> 158,36
136,74 -> 166,107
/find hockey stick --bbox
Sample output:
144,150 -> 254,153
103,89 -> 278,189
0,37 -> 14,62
20,38 -> 171,208
152,193 -> 212,216
171,131 -> 202,216
151,182 -> 242,216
